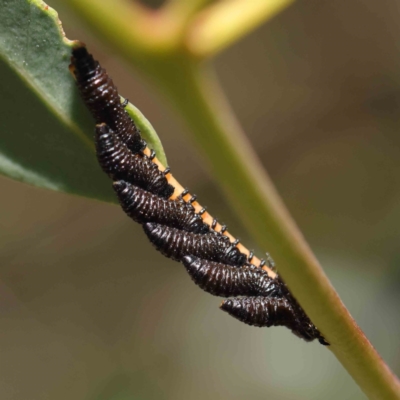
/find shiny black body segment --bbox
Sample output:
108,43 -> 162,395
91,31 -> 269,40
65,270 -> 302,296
70,45 -> 145,153
143,223 -> 247,266
113,181 -> 209,234
95,124 -> 174,199
182,256 -> 283,297
70,45 -> 328,346
221,296 -> 328,345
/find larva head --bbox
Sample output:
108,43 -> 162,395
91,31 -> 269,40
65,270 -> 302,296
113,180 -> 132,198
182,255 -> 227,289
220,299 -> 237,315
181,255 -> 202,278
182,255 -> 198,267
143,222 -> 160,236
113,180 -> 139,215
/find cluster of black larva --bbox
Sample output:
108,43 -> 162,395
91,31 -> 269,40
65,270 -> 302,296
70,44 -> 328,345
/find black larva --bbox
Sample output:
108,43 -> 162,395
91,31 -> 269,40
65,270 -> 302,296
96,124 -> 174,199
71,45 -> 328,345
143,223 -> 247,267
113,180 -> 209,234
182,256 -> 283,297
220,296 -> 295,328
70,45 -> 145,153
220,297 -> 327,344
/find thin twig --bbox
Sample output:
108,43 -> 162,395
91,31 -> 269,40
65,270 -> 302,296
63,1 -> 400,398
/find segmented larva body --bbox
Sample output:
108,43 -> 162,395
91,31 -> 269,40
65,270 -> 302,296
182,256 -> 282,297
70,45 -> 145,153
221,296 -> 294,327
70,44 -> 272,273
113,180 -> 210,234
220,297 -> 327,344
143,223 -> 247,267
70,45 -> 328,345
96,124 -> 174,199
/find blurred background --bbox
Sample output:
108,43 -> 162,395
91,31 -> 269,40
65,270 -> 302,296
1,0 -> 400,399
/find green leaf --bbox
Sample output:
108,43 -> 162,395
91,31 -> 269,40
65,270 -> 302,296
0,0 -> 167,202
122,97 -> 168,168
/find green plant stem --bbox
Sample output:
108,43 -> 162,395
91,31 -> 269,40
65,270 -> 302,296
163,64 -> 400,400
63,1 -> 400,398
186,0 -> 296,58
